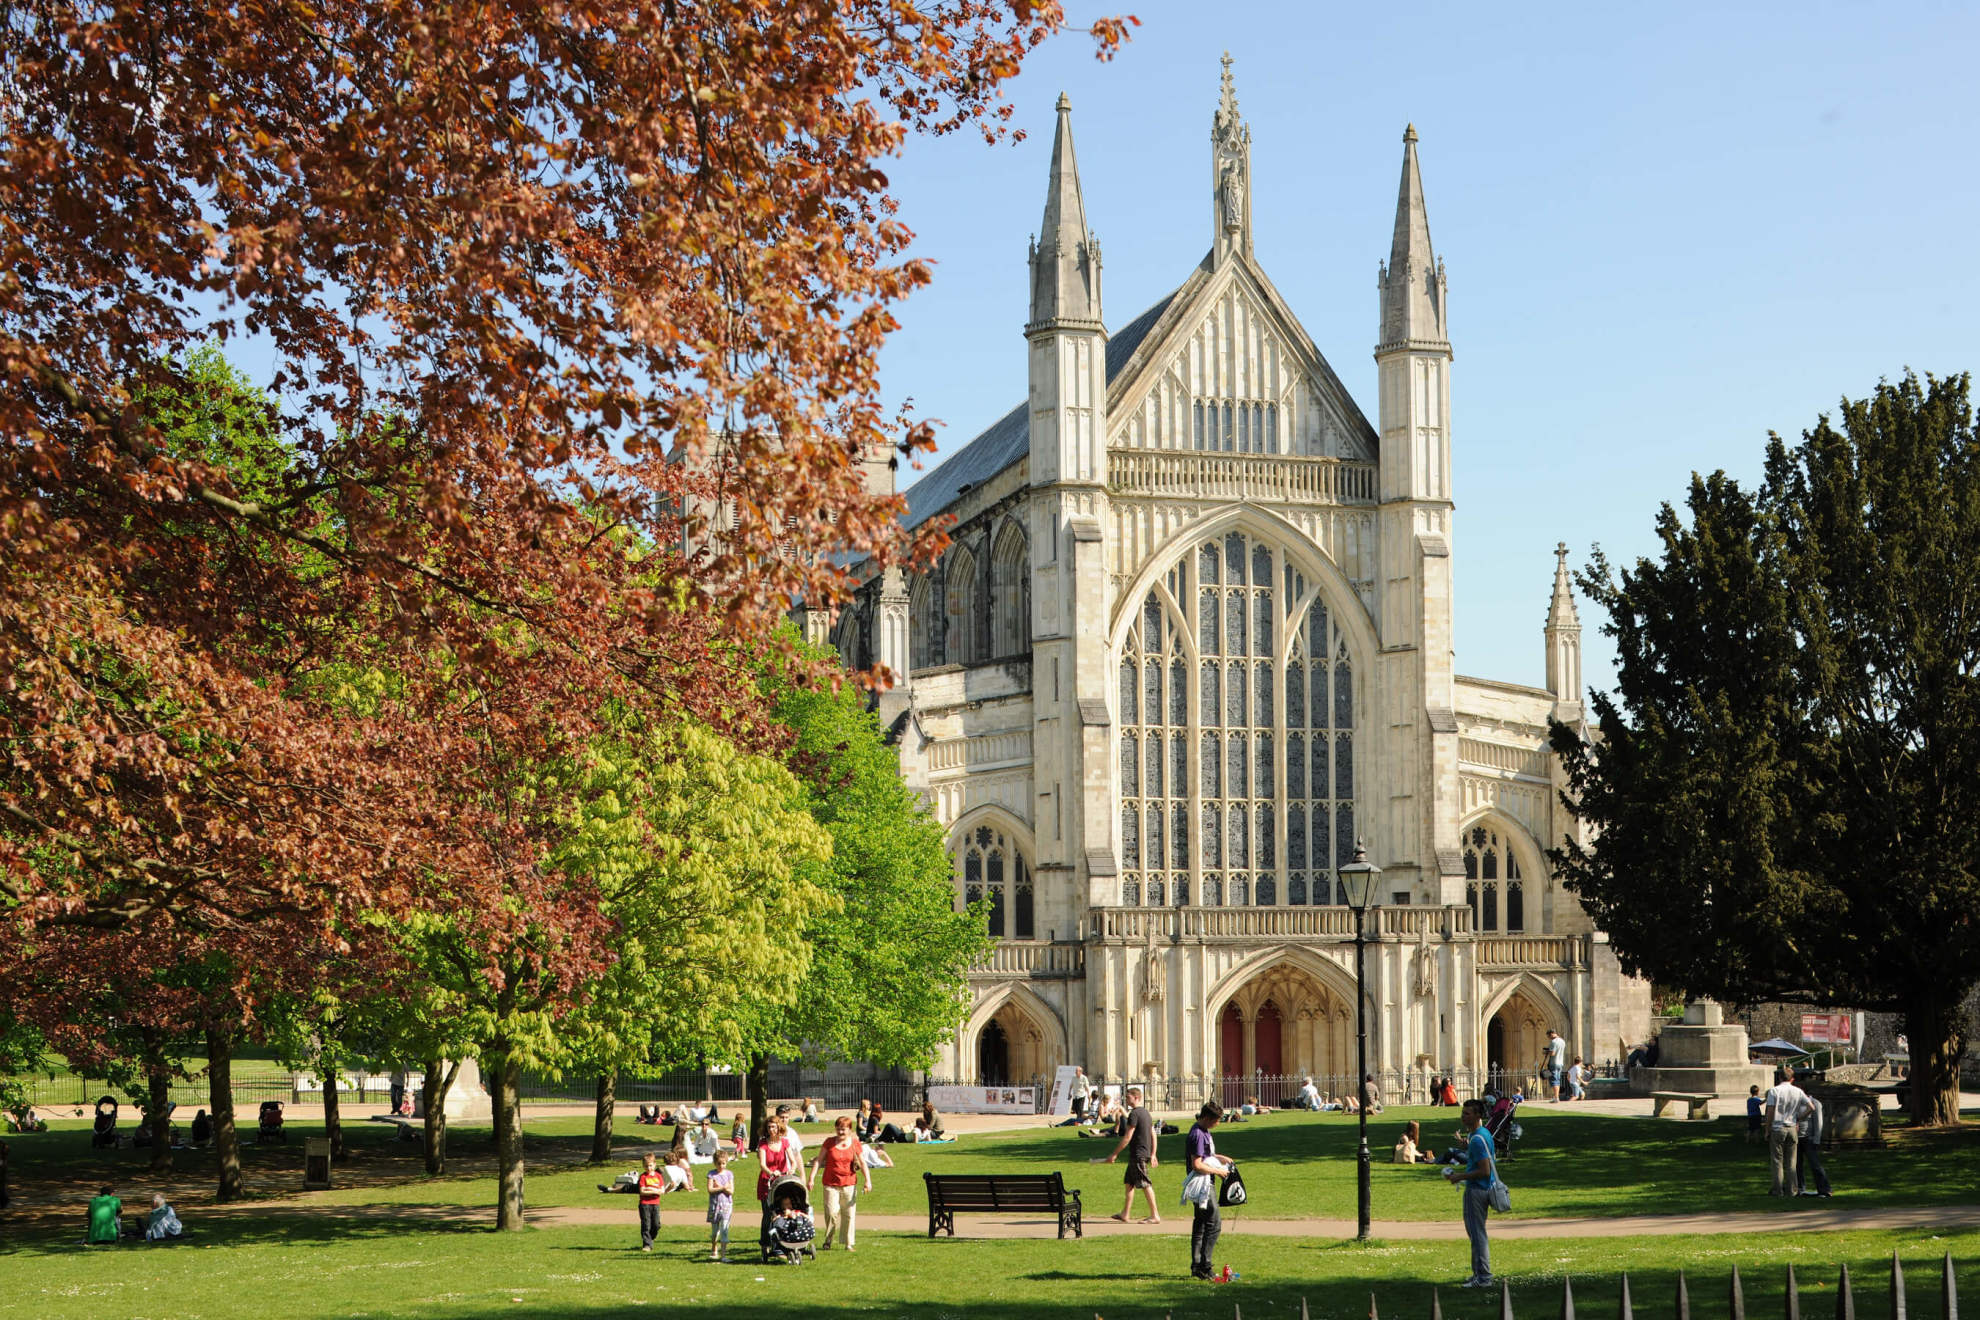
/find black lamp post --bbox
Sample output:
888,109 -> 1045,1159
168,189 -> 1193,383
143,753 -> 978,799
1337,838 -> 1382,1243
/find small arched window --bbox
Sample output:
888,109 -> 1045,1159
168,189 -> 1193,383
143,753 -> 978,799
1463,825 -> 1527,933
957,824 -> 1034,940
910,575 -> 938,671
946,547 -> 980,665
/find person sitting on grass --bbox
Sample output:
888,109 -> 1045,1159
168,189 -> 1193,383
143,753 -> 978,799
144,1192 -> 183,1242
1392,1120 -> 1436,1164
913,1101 -> 946,1142
87,1185 -> 123,1244
1296,1076 -> 1322,1111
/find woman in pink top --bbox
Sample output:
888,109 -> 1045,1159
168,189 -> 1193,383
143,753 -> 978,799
807,1114 -> 873,1251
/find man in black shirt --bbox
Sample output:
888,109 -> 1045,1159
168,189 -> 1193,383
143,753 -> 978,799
1105,1084 -> 1161,1224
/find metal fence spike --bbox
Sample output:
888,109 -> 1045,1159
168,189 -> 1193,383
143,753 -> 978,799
1893,1255 -> 1907,1320
1729,1266 -> 1746,1320
1432,1286 -> 1444,1320
1562,1276 -> 1577,1320
1501,1279 -> 1516,1320
1787,1265 -> 1801,1320
1619,1273 -> 1634,1320
1372,1292 -> 1381,1320
1838,1264 -> 1856,1320
1303,1301 -> 1311,1320
1943,1255 -> 1958,1320
1677,1270 -> 1691,1320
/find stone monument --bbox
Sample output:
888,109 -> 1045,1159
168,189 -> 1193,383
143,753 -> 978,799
413,1057 -> 494,1122
1631,999 -> 1773,1099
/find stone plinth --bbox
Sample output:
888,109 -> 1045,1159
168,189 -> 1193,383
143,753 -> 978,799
414,1057 -> 493,1122
1631,1000 -> 1773,1099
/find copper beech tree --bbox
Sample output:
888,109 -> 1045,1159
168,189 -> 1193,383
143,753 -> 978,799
2,2 -> 1129,1223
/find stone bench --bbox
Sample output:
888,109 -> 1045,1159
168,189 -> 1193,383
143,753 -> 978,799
1649,1091 -> 1713,1120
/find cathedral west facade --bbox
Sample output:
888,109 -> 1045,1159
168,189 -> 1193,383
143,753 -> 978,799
829,62 -> 1650,1095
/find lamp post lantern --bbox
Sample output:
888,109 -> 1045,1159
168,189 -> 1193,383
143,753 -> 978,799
1336,838 -> 1382,1243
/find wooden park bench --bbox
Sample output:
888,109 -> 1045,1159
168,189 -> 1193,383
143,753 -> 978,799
1649,1091 -> 1713,1120
923,1171 -> 1083,1239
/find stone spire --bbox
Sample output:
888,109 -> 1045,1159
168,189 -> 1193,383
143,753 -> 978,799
1027,93 -> 1101,332
1209,51 -> 1252,265
1377,124 -> 1448,352
1545,541 -> 1584,714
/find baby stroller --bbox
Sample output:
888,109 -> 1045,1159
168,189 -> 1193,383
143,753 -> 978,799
257,1100 -> 286,1145
760,1175 -> 817,1265
90,1096 -> 121,1149
1485,1094 -> 1523,1161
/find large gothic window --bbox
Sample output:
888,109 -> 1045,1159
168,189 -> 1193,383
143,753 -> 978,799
990,522 -> 1030,658
1463,825 -> 1526,933
958,824 -> 1033,939
945,547 -> 980,666
909,575 -> 938,671
1116,531 -> 1358,907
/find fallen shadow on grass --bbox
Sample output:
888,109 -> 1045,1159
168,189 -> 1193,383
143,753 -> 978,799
179,1252 -> 1977,1320
0,1206 -> 496,1258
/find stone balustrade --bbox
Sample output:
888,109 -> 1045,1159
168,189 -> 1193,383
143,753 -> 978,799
1086,904 -> 1474,943
967,941 -> 1086,978
1109,450 -> 1379,506
1471,934 -> 1591,970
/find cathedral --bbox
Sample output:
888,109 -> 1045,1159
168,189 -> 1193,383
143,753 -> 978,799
829,60 -> 1651,1096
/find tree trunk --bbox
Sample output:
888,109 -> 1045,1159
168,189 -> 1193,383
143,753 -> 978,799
747,1053 -> 770,1151
146,1067 -> 173,1174
420,1054 -> 459,1176
590,1070 -> 616,1164
1906,993 -> 1965,1127
321,1066 -> 344,1161
492,1050 -> 526,1230
207,1025 -> 242,1202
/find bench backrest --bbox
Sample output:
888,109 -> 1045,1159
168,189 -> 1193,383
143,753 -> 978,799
924,1172 -> 1069,1210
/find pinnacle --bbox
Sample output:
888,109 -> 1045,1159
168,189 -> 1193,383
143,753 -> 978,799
1056,91 -> 1070,112
1405,122 -> 1418,144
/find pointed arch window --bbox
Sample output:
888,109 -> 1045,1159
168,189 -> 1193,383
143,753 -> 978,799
1116,533 -> 1359,907
909,575 -> 938,671
957,825 -> 1034,940
945,547 -> 981,665
990,523 -> 1031,657
1463,826 -> 1526,933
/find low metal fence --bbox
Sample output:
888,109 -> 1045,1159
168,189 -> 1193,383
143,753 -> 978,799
1231,1256 -> 1952,1320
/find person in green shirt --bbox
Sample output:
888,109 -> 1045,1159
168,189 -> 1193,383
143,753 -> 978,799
87,1185 -> 124,1244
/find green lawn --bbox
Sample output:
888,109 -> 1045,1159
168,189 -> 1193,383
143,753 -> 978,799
0,1218 -> 1972,1320
13,1106 -> 1979,1226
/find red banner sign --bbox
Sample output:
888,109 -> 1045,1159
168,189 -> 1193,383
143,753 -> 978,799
1801,1012 -> 1851,1044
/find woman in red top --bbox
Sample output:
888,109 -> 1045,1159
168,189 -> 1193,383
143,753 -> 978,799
755,1115 -> 802,1253
807,1114 -> 873,1251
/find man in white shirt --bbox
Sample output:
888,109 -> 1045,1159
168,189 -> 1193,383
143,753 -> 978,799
1762,1068 -> 1809,1196
1542,1030 -> 1567,1101
1069,1067 -> 1093,1122
1297,1076 -> 1322,1111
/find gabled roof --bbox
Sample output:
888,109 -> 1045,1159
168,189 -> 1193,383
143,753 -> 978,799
902,287 -> 1181,529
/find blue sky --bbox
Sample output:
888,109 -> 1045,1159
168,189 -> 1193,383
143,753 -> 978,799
875,1 -> 1980,696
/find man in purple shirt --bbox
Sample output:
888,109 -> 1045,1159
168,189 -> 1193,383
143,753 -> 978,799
1182,1102 -> 1230,1280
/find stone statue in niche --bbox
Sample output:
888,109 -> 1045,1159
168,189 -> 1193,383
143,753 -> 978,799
1413,940 -> 1438,1000
1141,945 -> 1166,1003
1219,159 -> 1243,232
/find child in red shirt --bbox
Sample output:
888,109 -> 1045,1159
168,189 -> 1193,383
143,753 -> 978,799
635,1152 -> 665,1252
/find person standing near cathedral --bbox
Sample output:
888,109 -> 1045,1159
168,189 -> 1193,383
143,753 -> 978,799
1069,1066 -> 1092,1122
1542,1030 -> 1567,1101
1105,1084 -> 1161,1224
1443,1099 -> 1498,1287
1763,1068 -> 1809,1196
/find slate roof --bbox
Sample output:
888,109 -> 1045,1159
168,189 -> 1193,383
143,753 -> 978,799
901,287 -> 1181,529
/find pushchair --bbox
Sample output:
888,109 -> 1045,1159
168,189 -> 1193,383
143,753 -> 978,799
1484,1094 -> 1522,1161
90,1096 -> 121,1149
257,1100 -> 286,1145
760,1175 -> 817,1265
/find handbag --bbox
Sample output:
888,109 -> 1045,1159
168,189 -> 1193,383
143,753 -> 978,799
1488,1177 -> 1511,1213
1218,1164 -> 1248,1207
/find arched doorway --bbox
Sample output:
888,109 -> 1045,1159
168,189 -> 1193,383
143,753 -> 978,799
1213,958 -> 1352,1106
979,1019 -> 1010,1086
1486,986 -> 1559,1095
970,995 -> 1062,1086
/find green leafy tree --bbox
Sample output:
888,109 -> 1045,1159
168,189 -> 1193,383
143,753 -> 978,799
734,638 -> 991,1141
1551,372 -> 1980,1125
391,717 -> 830,1226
